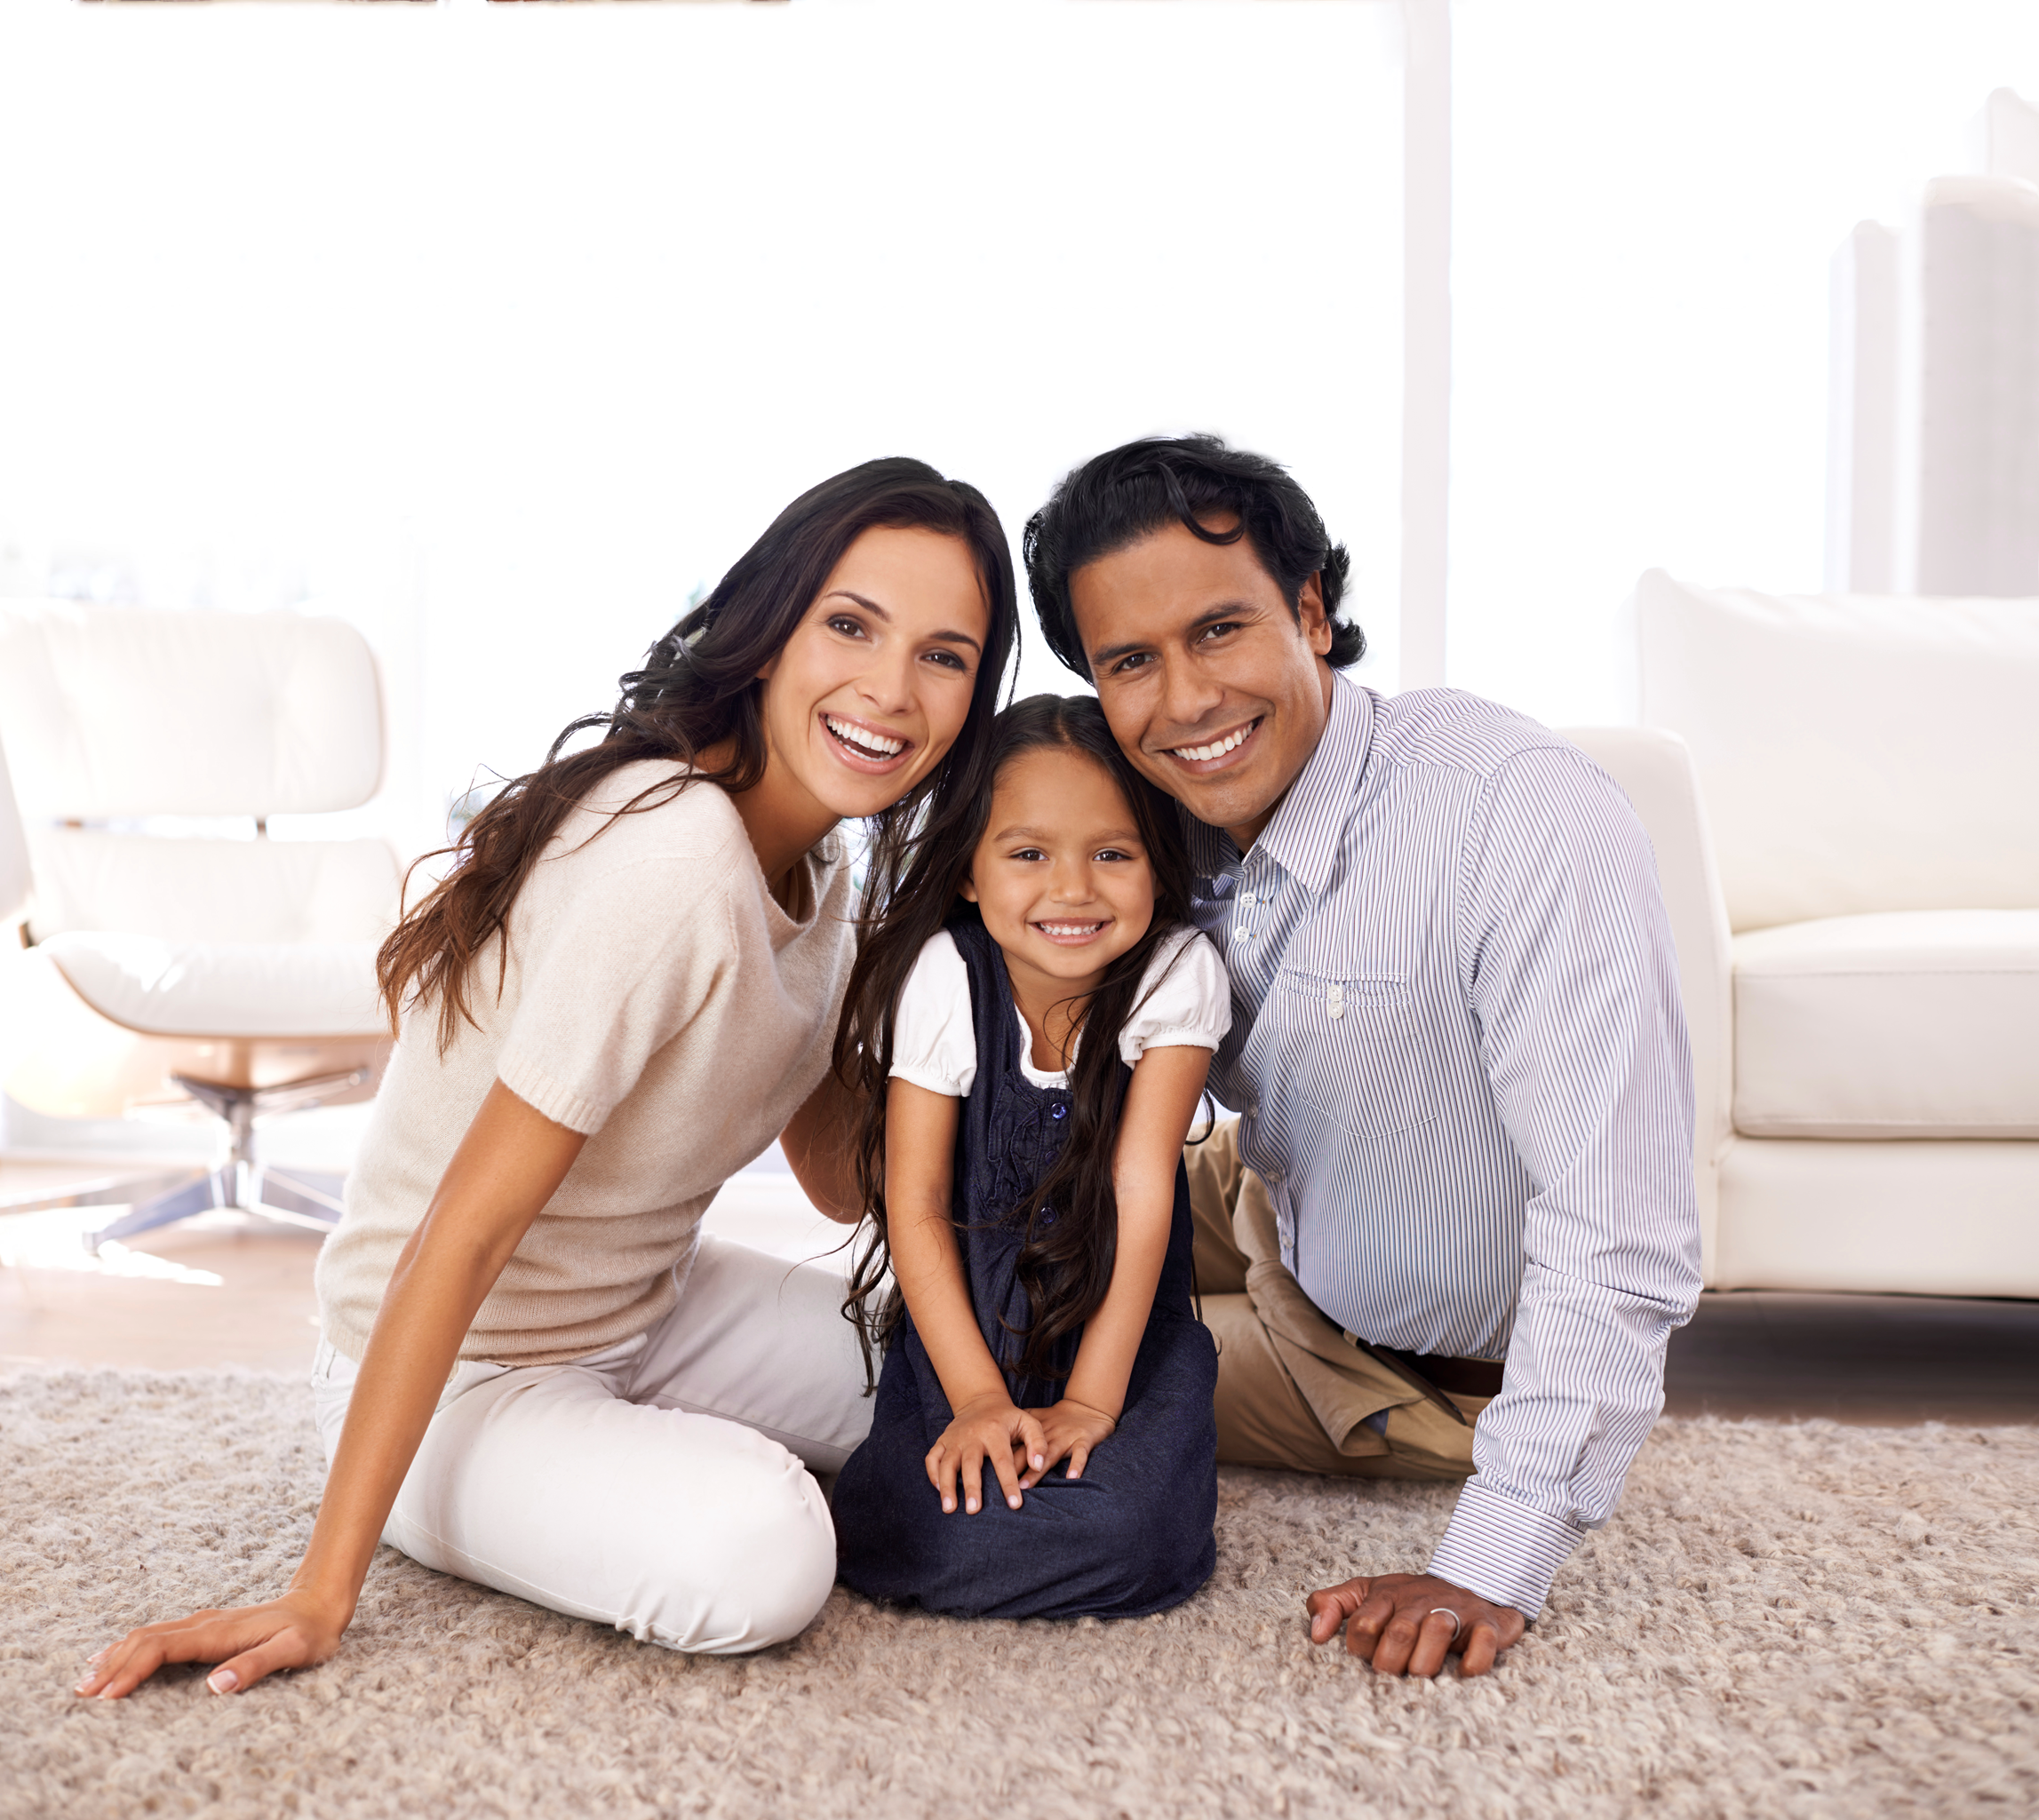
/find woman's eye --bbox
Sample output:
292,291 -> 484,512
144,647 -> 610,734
924,648 -> 968,672
826,615 -> 866,639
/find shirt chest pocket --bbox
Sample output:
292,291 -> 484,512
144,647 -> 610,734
1274,966 -> 1436,1142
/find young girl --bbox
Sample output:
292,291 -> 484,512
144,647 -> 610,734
830,693 -> 1230,1620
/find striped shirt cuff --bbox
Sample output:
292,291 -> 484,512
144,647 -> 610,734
1426,1481 -> 1585,1620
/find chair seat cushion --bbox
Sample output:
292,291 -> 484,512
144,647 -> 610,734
42,933 -> 389,1039
1732,910 -> 2039,1137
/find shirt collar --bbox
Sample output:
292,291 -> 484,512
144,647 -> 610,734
1184,672 -> 1376,894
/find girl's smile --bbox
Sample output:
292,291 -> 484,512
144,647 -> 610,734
1031,917 -> 1112,946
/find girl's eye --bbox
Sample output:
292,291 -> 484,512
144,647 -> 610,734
1010,847 -> 1046,863
1095,849 -> 1137,863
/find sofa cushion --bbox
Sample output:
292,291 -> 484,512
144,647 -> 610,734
1732,910 -> 2039,1137
1628,571 -> 2039,932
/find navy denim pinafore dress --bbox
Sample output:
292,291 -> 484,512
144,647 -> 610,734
832,918 -> 1218,1620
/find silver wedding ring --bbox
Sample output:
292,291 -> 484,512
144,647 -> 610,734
1429,1607 -> 1463,1641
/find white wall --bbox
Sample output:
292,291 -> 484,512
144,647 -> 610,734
1450,0 -> 2039,726
0,0 -> 1405,869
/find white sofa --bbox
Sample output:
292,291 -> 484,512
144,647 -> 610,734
1566,573 -> 2038,1298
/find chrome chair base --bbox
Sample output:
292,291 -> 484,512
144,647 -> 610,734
4,1066 -> 364,1251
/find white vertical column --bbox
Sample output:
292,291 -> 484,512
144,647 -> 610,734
1897,176 -> 2039,597
1969,87 -> 2039,185
1824,221 -> 1899,592
1399,0 -> 1451,691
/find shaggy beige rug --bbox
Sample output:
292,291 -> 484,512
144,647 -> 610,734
3,1371 -> 2034,1820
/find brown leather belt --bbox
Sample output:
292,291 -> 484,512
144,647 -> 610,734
1381,1347 -> 1504,1400
1342,1331 -> 1505,1425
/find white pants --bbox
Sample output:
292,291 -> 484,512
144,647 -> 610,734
311,1235 -> 874,1656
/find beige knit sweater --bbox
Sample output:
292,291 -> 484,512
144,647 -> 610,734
315,760 -> 855,1366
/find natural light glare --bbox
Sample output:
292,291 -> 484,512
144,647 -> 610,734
1451,0 -> 2039,725
0,0 -> 1404,867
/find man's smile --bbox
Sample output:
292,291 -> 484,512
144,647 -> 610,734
1160,716 -> 1263,773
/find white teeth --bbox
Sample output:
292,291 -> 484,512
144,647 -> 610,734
825,714 -> 904,758
1171,722 -> 1254,763
1037,921 -> 1103,937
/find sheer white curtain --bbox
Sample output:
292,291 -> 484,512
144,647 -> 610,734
1449,0 -> 2039,727
0,0 -> 1405,864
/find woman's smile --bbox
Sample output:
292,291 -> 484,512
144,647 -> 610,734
821,710 -> 915,774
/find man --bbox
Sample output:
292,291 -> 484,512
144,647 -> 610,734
1023,436 -> 1702,1680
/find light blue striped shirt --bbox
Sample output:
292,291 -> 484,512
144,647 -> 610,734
1186,674 -> 1702,1617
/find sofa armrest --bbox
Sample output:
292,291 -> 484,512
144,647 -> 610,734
1559,726 -> 1733,1280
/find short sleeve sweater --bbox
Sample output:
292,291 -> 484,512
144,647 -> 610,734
314,760 -> 855,1367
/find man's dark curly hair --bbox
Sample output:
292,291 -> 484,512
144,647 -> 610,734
1023,434 -> 1364,679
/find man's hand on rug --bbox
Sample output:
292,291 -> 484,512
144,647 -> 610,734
1019,1399 -> 1117,1486
925,1393 -> 1046,1514
73,1590 -> 347,1700
1305,1572 -> 1525,1679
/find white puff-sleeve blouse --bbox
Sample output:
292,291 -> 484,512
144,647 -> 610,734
889,923 -> 1231,1099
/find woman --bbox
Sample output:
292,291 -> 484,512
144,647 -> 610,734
77,457 -> 1018,1697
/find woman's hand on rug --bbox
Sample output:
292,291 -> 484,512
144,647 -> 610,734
1304,1573 -> 1525,1679
926,1394 -> 1046,1514
1020,1399 -> 1117,1486
74,1590 -> 349,1701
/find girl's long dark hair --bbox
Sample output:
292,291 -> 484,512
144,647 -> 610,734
378,457 -> 1019,1051
837,694 -> 1195,1386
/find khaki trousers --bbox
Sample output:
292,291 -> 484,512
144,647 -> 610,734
1184,1118 -> 1487,1482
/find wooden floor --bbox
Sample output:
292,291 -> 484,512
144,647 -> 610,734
3,1155 -> 2035,1424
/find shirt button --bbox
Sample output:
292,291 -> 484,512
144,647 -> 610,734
1327,1004 -> 1344,1021
1239,893 -> 1256,908
1050,1103 -> 1067,1120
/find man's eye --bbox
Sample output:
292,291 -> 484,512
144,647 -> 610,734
1109,651 -> 1153,676
1195,621 -> 1237,644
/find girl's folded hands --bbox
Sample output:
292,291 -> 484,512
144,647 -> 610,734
1018,1399 -> 1117,1487
924,1392 -> 1124,1513
925,1393 -> 1047,1514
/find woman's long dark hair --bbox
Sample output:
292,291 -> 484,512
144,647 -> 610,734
837,693 -> 1195,1386
378,458 -> 1018,1051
